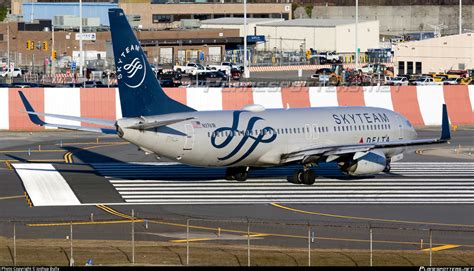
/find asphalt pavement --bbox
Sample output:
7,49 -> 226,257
0,127 -> 473,253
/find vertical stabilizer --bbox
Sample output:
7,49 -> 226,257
108,8 -> 195,118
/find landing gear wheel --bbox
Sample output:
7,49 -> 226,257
292,169 -> 316,185
383,163 -> 391,173
225,167 -> 249,182
292,170 -> 304,184
234,172 -> 248,182
302,170 -> 316,185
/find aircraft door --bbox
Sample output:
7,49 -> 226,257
183,123 -> 194,151
397,116 -> 403,140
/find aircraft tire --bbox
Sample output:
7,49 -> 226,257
302,170 -> 316,185
293,170 -> 305,185
234,172 -> 248,182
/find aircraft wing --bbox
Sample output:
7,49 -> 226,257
19,91 -> 117,134
281,104 -> 451,164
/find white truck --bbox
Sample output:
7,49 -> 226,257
311,52 -> 342,64
208,62 -> 244,75
0,68 -> 23,78
173,63 -> 211,76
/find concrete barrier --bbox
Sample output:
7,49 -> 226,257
1,85 -> 473,130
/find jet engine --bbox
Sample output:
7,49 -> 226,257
340,150 -> 387,176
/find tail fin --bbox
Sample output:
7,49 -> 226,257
108,8 -> 195,118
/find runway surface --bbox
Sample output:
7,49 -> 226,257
0,128 -> 473,254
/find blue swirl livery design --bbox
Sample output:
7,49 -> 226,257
211,111 -> 277,166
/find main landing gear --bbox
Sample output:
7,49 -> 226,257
225,167 -> 249,182
290,166 -> 317,185
383,159 -> 391,173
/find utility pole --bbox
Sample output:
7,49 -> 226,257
79,0 -> 83,78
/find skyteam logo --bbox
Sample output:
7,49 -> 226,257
211,111 -> 276,166
116,44 -> 147,88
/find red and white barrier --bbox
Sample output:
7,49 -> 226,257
1,85 -> 473,130
248,63 -> 393,72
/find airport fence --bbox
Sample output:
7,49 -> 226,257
0,212 -> 473,266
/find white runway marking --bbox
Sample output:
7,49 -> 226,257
13,163 -> 81,206
98,162 -> 474,204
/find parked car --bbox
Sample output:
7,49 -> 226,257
157,71 -> 182,87
361,64 -> 387,74
150,64 -> 163,76
192,71 -> 229,87
412,76 -> 439,86
387,76 -> 409,86
0,68 -> 23,78
443,77 -> 462,85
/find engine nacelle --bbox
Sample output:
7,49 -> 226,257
342,150 -> 387,176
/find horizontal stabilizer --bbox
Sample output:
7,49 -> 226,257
23,111 -> 116,127
19,91 -> 117,135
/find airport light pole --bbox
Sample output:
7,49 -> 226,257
7,23 -> 10,81
79,0 -> 83,78
243,0 -> 249,78
459,0 -> 462,34
355,0 -> 359,70
51,25 -> 55,75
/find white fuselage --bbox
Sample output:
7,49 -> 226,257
117,106 -> 417,167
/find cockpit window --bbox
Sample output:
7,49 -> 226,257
406,120 -> 413,127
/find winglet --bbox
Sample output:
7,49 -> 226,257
440,104 -> 451,141
18,91 -> 46,126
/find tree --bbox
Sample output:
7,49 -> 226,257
0,7 -> 8,22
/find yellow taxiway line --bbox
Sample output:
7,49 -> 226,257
271,203 -> 474,228
27,220 -> 143,227
169,238 -> 216,243
422,245 -> 461,252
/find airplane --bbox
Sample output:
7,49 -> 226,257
18,8 -> 451,185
